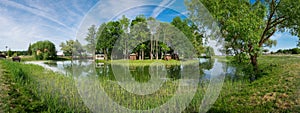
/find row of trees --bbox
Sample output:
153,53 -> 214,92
273,48 -> 300,54
186,0 -> 300,72
84,15 -> 210,60
2,50 -> 28,57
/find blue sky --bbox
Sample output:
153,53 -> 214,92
0,0 -> 298,52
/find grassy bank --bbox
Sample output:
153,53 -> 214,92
0,60 -> 89,112
208,56 -> 300,112
17,56 -> 71,62
0,55 -> 299,112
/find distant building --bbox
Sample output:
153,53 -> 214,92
56,51 -> 64,57
164,54 -> 172,60
130,53 -> 137,60
0,53 -> 6,59
95,54 -> 105,60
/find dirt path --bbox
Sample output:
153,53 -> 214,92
0,63 -> 11,112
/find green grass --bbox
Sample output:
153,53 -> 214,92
208,56 -> 300,112
18,56 -> 71,62
0,60 -> 90,112
0,55 -> 299,112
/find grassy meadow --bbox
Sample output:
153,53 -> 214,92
0,55 -> 299,112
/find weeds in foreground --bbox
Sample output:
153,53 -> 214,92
0,55 -> 299,112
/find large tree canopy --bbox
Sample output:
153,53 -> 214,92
171,17 -> 204,56
96,21 -> 123,59
185,0 -> 300,71
60,40 -> 84,56
31,40 -> 57,60
86,15 -> 207,60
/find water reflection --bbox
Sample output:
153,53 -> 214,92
26,58 -> 258,83
26,58 -> 246,82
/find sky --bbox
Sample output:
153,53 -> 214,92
0,0 -> 298,52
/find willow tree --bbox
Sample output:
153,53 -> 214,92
186,0 -> 300,72
31,40 -> 57,60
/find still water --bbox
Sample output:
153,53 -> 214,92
25,58 -> 239,82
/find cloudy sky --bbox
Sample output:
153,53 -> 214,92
0,0 -> 298,52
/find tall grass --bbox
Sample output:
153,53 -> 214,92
207,56 -> 300,112
0,55 -> 299,112
1,60 -> 90,112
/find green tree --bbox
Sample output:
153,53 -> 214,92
291,48 -> 300,54
31,40 -> 57,60
131,15 -> 147,27
130,22 -> 150,60
60,40 -> 84,57
186,0 -> 300,72
263,49 -> 269,54
73,40 -> 85,57
147,17 -> 160,60
96,21 -> 123,60
60,40 -> 73,56
205,46 -> 215,57
160,43 -> 170,55
157,22 -> 173,57
171,16 -> 204,56
7,49 -> 12,57
118,15 -> 131,59
27,43 -> 32,55
85,25 -> 97,59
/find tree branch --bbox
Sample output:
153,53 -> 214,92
259,28 -> 276,47
259,14 -> 274,46
259,0 -> 282,47
264,16 -> 287,32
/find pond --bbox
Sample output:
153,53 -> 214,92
25,58 -> 240,82
24,58 -> 250,112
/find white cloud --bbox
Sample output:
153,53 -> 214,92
0,16 -> 37,50
0,0 -> 96,51
1,0 -> 73,31
75,0 -> 188,44
151,0 -> 176,18
270,32 -> 283,40
76,0 -> 162,44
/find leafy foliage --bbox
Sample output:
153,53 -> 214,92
186,0 -> 300,70
30,40 -> 57,60
85,25 -> 97,55
89,15 -> 206,60
60,40 -> 84,56
171,17 -> 204,56
274,48 -> 300,54
96,21 -> 123,59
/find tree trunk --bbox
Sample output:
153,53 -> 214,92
142,50 -> 144,60
150,35 -> 153,60
250,54 -> 258,73
103,49 -> 108,60
124,41 -> 127,59
156,40 -> 158,60
139,51 -> 142,60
